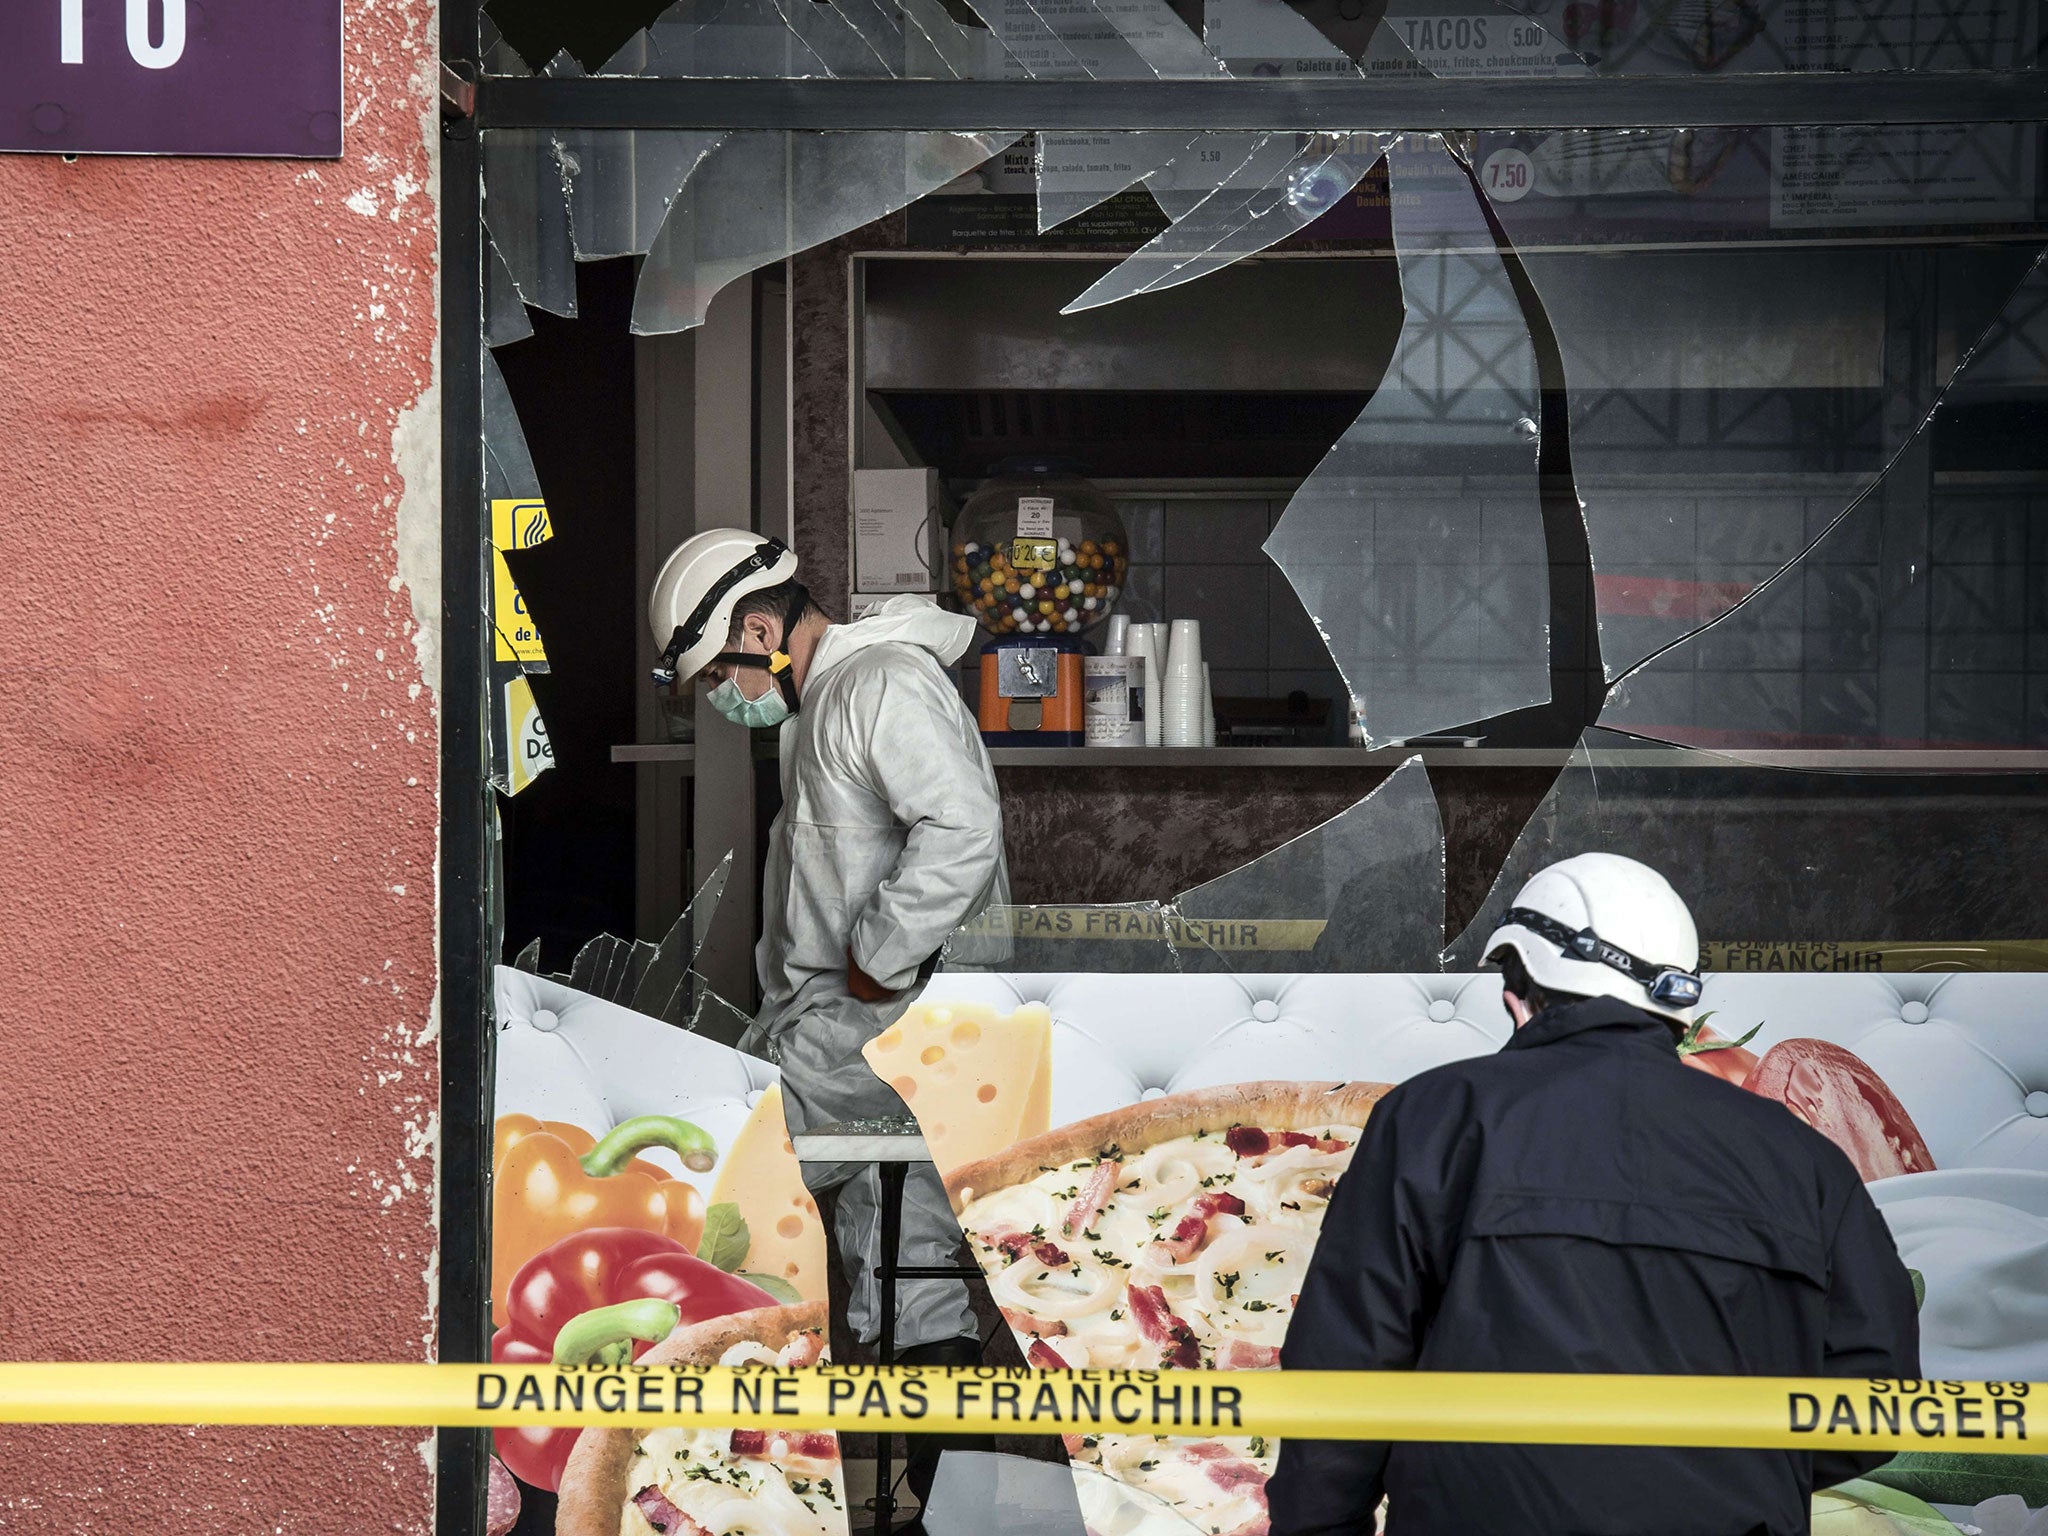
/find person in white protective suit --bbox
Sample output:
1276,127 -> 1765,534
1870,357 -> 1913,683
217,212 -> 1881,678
648,530 -> 1007,1513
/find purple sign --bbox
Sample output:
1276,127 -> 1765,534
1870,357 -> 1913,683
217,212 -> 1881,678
3,1 -> 342,158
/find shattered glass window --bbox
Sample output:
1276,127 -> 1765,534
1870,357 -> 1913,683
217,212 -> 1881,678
469,23 -> 2048,1536
1266,134 -> 1553,747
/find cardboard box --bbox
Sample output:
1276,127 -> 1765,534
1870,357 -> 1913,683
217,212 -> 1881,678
854,468 -> 947,594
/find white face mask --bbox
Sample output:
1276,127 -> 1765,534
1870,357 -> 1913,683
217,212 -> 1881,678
707,674 -> 792,728
705,632 -> 798,727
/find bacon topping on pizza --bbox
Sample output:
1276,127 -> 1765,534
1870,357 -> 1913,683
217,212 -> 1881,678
1063,1159 -> 1120,1236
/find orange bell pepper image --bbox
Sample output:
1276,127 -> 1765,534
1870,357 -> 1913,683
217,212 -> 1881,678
491,1113 -> 716,1326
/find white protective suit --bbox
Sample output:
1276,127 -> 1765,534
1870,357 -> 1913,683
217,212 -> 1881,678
738,596 -> 1008,1349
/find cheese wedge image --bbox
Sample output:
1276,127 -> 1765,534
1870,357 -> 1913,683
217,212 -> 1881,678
710,1083 -> 829,1303
863,1000 -> 1054,1176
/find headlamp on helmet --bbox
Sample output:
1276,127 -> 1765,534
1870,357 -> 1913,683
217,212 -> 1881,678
1502,906 -> 1703,1012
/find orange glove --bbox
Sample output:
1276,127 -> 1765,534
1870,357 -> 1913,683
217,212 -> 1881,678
846,947 -> 896,1003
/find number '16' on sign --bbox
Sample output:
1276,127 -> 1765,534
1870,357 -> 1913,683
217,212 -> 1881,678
60,0 -> 188,70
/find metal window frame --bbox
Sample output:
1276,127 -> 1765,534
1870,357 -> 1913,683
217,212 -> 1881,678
436,3 -> 491,1535
477,70 -> 2048,132
435,15 -> 2048,1531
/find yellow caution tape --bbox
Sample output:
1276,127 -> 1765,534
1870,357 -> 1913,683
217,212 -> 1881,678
1701,940 -> 2048,973
0,1364 -> 2036,1452
961,908 -> 1328,952
968,911 -> 2048,968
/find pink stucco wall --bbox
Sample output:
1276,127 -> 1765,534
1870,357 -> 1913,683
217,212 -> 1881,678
0,4 -> 444,1531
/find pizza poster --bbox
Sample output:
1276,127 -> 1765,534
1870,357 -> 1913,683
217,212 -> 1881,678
491,964 -> 850,1536
871,975 -> 2048,1536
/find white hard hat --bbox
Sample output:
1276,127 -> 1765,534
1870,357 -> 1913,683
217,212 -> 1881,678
647,530 -> 799,687
1480,852 -> 1703,1024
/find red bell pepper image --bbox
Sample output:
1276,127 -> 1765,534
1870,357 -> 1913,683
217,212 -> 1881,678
489,1226 -> 777,1491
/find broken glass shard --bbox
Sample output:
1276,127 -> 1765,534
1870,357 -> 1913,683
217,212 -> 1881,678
555,129 -> 725,259
483,348 -> 543,502
1062,132 -> 1387,312
1602,252 -> 2048,751
1143,133 -> 1291,219
1266,135 -> 1552,747
601,0 -> 837,76
510,937 -> 542,973
566,932 -> 622,994
631,853 -> 737,1020
607,939 -> 662,1002
1475,125 -> 2044,680
1034,131 -> 1197,232
682,972 -> 756,1046
632,131 -> 1018,334
897,0 -> 1018,75
1172,755 -> 1446,973
481,129 -> 578,318
805,0 -> 915,74
1203,0 -> 1355,74
480,13 -> 532,76
998,0 -> 1225,77
966,0 -> 1094,75
483,233 -> 535,347
764,0 -> 899,75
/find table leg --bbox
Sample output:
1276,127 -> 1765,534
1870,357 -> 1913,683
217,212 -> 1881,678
873,1160 -> 907,1535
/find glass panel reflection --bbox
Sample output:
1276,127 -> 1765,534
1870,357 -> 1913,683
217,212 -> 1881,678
1173,755 -> 1446,973
1266,135 -> 1552,747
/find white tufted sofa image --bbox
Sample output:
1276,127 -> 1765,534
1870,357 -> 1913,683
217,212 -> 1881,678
914,969 -> 2048,1379
493,965 -> 778,1191
491,961 -> 2048,1379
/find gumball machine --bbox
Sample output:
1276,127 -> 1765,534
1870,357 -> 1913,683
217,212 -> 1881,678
950,459 -> 1128,746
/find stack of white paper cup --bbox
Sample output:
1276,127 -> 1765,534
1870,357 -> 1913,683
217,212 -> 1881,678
1149,624 -> 1171,745
1201,663 -> 1217,747
1102,615 -> 1130,656
1126,624 -> 1162,747
1162,620 -> 1205,747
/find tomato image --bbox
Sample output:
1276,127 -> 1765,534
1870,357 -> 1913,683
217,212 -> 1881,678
1745,1039 -> 1936,1182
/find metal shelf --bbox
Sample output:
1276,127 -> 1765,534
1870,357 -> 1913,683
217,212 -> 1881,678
987,747 -> 2048,770
990,746 -> 1539,767
613,742 -> 2048,772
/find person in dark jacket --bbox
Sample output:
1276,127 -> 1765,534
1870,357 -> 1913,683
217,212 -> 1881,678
1269,851 -> 1920,1536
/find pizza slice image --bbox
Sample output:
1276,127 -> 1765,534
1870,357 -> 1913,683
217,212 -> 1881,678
556,1303 -> 847,1536
942,1080 -> 1392,1536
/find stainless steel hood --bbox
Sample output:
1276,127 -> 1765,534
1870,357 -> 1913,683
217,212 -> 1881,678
860,255 -> 1404,395
858,246 -> 1900,397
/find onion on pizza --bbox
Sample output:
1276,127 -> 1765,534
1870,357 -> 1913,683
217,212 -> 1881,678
556,1302 -> 845,1536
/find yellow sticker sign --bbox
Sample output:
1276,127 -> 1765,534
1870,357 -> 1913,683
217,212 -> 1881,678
0,1362 -> 2034,1449
492,499 -> 552,664
504,676 -> 553,795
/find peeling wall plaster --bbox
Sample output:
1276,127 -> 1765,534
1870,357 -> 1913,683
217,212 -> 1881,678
0,2 -> 444,1531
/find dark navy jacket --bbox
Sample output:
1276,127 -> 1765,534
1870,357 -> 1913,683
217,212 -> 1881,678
1269,997 -> 1920,1536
